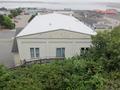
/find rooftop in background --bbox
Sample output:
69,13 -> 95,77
17,13 -> 96,37
53,11 -> 73,16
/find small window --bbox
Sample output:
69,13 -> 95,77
30,48 -> 40,58
80,47 -> 89,56
80,48 -> 85,55
56,48 -> 65,57
56,48 -> 61,57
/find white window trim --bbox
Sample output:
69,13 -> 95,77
30,48 -> 40,59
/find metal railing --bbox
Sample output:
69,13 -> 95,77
10,57 -> 65,69
22,57 -> 65,65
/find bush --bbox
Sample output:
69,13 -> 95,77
0,15 -> 15,29
10,8 -> 22,18
0,59 -> 105,90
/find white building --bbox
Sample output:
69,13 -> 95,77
13,13 -> 96,66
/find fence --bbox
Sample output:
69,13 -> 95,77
11,57 -> 65,69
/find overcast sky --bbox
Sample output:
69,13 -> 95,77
1,0 -> 120,3
36,0 -> 120,3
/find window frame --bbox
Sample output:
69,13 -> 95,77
35,48 -> 40,58
80,47 -> 89,56
30,48 -> 35,58
56,48 -> 65,58
30,48 -> 40,59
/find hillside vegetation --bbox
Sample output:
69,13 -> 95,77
0,15 -> 15,29
0,8 -> 22,29
0,26 -> 120,90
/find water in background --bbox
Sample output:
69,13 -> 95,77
0,2 -> 110,10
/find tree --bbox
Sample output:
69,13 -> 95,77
90,26 -> 120,71
0,15 -> 15,29
0,15 -> 4,26
10,8 -> 22,18
2,16 -> 15,29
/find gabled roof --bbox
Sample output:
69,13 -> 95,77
17,13 -> 96,37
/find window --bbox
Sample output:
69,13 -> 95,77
35,48 -> 39,58
30,48 -> 40,58
56,48 -> 65,57
61,48 -> 65,57
80,48 -> 84,55
80,47 -> 89,56
85,48 -> 89,53
30,48 -> 34,58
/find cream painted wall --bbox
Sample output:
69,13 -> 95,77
17,30 -> 92,62
18,29 -> 91,39
13,53 -> 21,66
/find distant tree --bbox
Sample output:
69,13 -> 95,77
3,16 -> 15,29
10,8 -> 22,18
0,15 -> 4,26
0,15 -> 15,29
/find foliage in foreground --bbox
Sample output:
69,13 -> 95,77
0,59 -> 119,90
0,59 -> 105,90
90,26 -> 120,72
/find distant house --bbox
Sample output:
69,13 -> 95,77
0,8 -> 10,15
12,13 -> 96,66
95,9 -> 117,15
53,11 -> 74,16
93,24 -> 112,30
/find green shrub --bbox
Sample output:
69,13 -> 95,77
89,26 -> 120,72
0,59 -> 105,90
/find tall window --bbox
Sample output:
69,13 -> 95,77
56,48 -> 65,57
80,48 -> 85,55
35,48 -> 39,58
30,48 -> 40,58
30,48 -> 34,58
